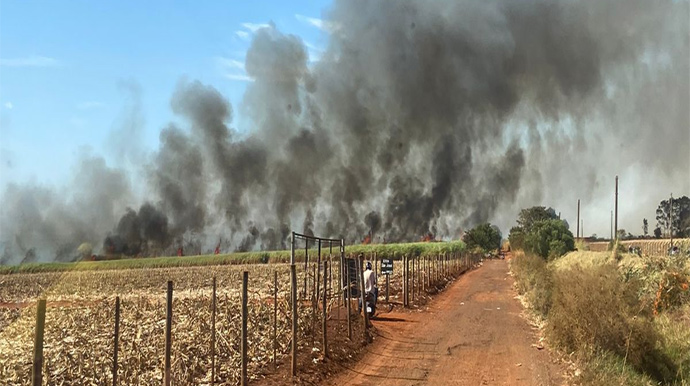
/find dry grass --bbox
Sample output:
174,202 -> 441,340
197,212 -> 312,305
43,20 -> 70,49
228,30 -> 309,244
512,249 -> 690,385
510,251 -> 553,318
547,262 -> 677,383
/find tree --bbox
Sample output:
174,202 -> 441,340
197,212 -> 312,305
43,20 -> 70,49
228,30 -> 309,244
516,206 -> 560,233
508,226 -> 525,250
616,229 -> 629,240
654,227 -> 662,239
464,223 -> 502,253
524,219 -> 575,260
655,196 -> 690,238
642,218 -> 648,237
510,206 -> 561,250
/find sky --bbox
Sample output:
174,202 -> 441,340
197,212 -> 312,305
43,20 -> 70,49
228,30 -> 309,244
0,0 -> 330,186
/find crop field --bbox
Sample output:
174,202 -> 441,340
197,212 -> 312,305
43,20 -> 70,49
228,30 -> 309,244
0,241 -> 466,274
587,238 -> 690,255
0,242 -> 473,385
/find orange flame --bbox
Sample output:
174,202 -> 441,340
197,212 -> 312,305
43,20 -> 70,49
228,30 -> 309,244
421,233 -> 434,242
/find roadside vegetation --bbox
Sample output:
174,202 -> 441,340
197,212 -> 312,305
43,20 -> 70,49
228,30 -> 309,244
509,206 -> 575,260
510,207 -> 690,385
0,240 -> 465,274
463,223 -> 502,253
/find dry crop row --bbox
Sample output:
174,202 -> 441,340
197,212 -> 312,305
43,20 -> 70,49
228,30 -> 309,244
0,252 -> 478,385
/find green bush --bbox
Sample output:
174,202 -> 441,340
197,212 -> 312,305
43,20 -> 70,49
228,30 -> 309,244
524,219 -> 574,260
463,223 -> 502,253
508,226 -> 525,250
547,263 -> 677,383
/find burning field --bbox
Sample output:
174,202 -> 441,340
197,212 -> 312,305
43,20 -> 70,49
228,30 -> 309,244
1,0 -> 687,265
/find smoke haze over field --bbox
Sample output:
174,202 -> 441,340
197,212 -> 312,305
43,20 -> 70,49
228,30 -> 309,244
1,0 -> 688,263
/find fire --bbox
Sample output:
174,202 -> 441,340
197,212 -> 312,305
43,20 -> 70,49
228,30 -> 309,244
421,233 -> 435,242
362,235 -> 372,244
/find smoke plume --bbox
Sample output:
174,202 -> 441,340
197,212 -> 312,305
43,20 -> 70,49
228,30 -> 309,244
1,0 -> 688,262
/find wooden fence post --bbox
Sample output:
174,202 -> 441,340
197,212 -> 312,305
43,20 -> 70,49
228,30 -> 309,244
435,254 -> 439,284
443,253 -> 445,278
273,271 -> 277,370
423,256 -> 427,291
290,263 -> 298,377
322,260 -> 328,358
316,242 -> 321,310
404,255 -> 409,307
113,296 -> 120,386
312,263 -> 317,307
241,271 -> 248,386
165,281 -> 173,386
423,256 -> 427,294
211,277 -> 216,385
357,256 -> 370,342
32,299 -> 46,386
346,258 -> 352,341
312,263 -> 317,342
411,257 -> 415,303
415,257 -> 422,301
442,253 -> 445,278
385,271 -> 390,303
403,255 -> 410,307
401,255 -> 406,307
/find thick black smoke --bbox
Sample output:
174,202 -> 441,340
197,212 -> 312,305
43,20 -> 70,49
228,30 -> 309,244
1,0 -> 688,262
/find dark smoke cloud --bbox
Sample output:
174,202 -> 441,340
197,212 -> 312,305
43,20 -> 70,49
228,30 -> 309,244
1,0 -> 688,263
1,153 -> 131,262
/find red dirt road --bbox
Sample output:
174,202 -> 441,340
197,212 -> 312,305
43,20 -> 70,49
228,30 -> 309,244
323,260 -> 564,386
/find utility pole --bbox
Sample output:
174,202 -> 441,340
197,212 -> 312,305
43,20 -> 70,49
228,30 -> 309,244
614,176 -> 619,241
670,194 -> 674,248
610,211 -> 613,240
575,198 -> 580,239
581,220 -> 584,240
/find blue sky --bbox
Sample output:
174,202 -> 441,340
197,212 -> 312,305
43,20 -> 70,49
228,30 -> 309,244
0,0 -> 331,186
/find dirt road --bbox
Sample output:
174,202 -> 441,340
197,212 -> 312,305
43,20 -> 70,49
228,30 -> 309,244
323,259 -> 563,386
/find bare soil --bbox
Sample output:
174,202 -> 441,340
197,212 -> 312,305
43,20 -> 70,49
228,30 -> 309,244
320,259 -> 564,386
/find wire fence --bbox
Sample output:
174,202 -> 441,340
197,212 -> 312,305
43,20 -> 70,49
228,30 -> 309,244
0,244 -> 481,385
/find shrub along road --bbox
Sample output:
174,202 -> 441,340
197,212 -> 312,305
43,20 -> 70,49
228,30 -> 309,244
323,259 -> 563,386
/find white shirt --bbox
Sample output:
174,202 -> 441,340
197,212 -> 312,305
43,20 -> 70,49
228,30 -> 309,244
363,269 -> 377,293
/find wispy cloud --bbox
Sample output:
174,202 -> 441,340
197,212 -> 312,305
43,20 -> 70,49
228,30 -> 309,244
216,57 -> 245,70
235,30 -> 250,40
304,41 -> 325,63
295,14 -> 339,33
241,23 -> 270,33
77,101 -> 105,110
0,55 -> 59,67
215,57 -> 253,82
4,102 -> 13,110
223,74 -> 253,82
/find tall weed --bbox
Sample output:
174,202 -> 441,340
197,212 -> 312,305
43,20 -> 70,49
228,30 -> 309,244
547,263 -> 677,383
511,251 -> 553,318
